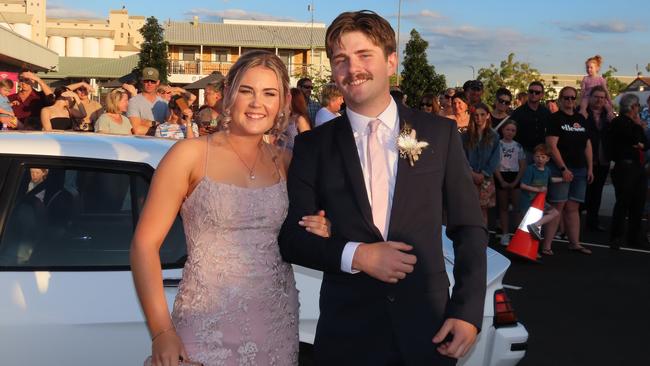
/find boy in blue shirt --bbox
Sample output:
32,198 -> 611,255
520,144 -> 561,254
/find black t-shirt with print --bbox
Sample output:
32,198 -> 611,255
547,110 -> 590,169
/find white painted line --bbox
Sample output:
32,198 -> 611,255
488,230 -> 650,254
503,284 -> 522,290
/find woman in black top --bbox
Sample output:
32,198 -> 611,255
542,86 -> 594,255
609,94 -> 648,249
41,86 -> 86,131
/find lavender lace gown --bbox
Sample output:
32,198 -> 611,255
171,177 -> 299,365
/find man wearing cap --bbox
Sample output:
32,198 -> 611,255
8,70 -> 54,130
127,67 -> 170,135
463,80 -> 484,106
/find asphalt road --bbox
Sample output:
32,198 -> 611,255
493,182 -> 650,365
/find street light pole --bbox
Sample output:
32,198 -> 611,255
396,0 -> 402,86
468,65 -> 475,79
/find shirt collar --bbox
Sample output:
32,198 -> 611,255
347,98 -> 399,136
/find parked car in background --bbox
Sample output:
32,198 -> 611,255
0,132 -> 527,365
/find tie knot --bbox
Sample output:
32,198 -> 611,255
368,119 -> 381,134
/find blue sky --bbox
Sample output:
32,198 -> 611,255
48,0 -> 650,86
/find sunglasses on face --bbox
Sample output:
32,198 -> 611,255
470,86 -> 482,92
562,96 -> 577,101
143,80 -> 157,84
301,85 -> 313,90
497,98 -> 511,105
444,94 -> 453,99
528,89 -> 543,95
421,103 -> 433,107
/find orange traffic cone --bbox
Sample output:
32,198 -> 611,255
506,192 -> 546,262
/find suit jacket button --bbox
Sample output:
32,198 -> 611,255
387,295 -> 395,302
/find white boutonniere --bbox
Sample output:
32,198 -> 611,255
397,122 -> 429,166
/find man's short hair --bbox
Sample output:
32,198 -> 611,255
325,10 -> 396,59
297,77 -> 312,88
463,80 -> 483,91
320,84 -> 342,107
495,87 -> 512,99
528,81 -> 544,90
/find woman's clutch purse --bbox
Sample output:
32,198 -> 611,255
144,356 -> 203,366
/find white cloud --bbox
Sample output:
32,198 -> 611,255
46,2 -> 100,19
185,8 -> 294,22
556,20 -> 646,34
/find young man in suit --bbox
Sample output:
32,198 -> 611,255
279,10 -> 487,365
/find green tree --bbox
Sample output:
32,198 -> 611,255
136,17 -> 169,83
400,29 -> 446,108
602,66 -> 627,98
477,53 -> 554,106
646,63 -> 650,73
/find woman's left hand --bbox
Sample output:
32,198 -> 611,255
299,210 -> 331,238
587,170 -> 594,184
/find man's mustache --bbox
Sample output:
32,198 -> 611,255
342,72 -> 374,85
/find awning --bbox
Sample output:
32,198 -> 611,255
0,26 -> 58,72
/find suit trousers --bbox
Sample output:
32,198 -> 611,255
610,160 -> 647,244
313,288 -> 457,366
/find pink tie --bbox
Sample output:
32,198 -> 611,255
368,119 -> 389,238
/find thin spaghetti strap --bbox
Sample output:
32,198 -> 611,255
203,135 -> 210,178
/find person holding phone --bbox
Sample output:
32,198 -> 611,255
155,95 -> 199,139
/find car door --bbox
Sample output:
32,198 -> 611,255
0,155 -> 186,365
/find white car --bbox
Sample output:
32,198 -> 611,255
0,132 -> 528,365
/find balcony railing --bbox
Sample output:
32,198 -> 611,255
169,60 -> 328,78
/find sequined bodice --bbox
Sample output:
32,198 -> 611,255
171,177 -> 298,366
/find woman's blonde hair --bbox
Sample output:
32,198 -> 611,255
221,50 -> 290,136
105,88 -> 128,114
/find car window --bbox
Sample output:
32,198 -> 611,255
0,164 -> 186,270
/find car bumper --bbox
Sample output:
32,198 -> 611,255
460,322 -> 528,366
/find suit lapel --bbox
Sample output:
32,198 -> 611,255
335,114 -> 383,238
388,104 -> 415,237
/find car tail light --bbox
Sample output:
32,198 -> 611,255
493,289 -> 518,328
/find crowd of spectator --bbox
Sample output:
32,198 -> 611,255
2,65 -> 650,253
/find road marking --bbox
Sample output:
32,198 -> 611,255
503,284 -> 523,290
489,230 -> 650,254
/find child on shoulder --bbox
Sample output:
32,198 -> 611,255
0,78 -> 18,130
494,120 -> 526,246
579,55 -> 614,120
519,144 -> 562,255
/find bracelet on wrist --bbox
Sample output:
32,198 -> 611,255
151,327 -> 175,342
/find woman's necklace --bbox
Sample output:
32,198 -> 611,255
226,136 -> 262,180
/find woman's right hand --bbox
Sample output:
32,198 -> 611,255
151,330 -> 188,366
562,169 -> 573,182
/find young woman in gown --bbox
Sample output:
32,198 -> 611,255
131,50 -> 331,366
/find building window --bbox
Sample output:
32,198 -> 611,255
121,22 -> 124,28
278,50 -> 293,68
121,33 -> 124,38
182,48 -> 197,61
211,49 -> 228,62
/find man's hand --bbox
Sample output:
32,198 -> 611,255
432,318 -> 478,359
352,242 -> 417,283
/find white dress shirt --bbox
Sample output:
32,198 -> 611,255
340,98 -> 400,273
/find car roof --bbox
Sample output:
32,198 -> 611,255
0,132 -> 176,168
